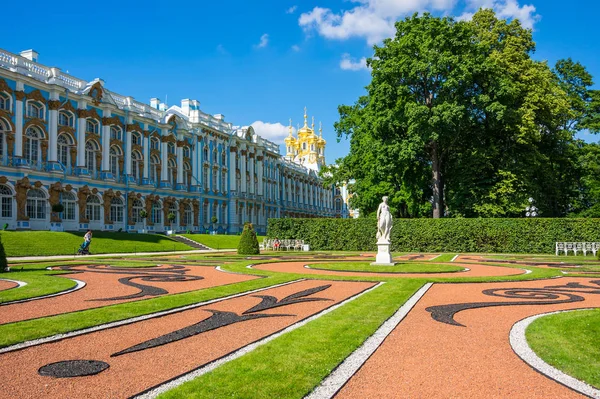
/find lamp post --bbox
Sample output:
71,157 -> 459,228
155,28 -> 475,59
525,197 -> 538,217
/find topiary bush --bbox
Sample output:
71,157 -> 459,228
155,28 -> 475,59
267,218 -> 600,254
0,235 -> 8,272
237,222 -> 260,255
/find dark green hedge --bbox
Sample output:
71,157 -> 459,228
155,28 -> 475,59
238,223 -> 260,255
267,218 -> 600,253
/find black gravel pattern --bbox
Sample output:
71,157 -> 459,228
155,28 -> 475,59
243,284 -> 332,314
93,275 -> 204,301
38,360 -> 109,378
112,310 -> 291,357
426,280 -> 600,327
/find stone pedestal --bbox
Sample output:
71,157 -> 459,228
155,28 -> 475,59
371,241 -> 395,266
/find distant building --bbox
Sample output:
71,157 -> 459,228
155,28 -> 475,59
0,48 -> 338,234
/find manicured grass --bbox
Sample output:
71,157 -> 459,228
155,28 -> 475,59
309,262 -> 465,273
159,279 -> 424,399
179,234 -> 265,250
0,271 -> 76,304
1,231 -> 192,257
526,308 -> 600,389
430,253 -> 459,262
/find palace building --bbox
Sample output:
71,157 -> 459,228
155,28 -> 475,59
0,48 -> 340,234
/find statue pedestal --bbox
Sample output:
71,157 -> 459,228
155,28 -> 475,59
371,241 -> 395,266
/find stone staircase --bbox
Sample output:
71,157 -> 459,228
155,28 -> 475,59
170,235 -> 213,251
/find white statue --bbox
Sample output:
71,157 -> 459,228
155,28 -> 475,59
376,196 -> 392,243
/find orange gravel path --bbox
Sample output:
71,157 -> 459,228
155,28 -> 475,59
0,279 -> 375,399
0,264 -> 257,325
337,277 -> 600,399
252,261 -> 524,278
0,280 -> 18,292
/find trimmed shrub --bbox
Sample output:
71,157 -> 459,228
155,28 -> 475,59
267,218 -> 600,253
0,235 -> 7,272
237,223 -> 260,255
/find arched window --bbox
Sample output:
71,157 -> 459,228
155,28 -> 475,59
150,154 -> 160,183
184,162 -> 191,189
236,171 -> 241,192
62,191 -> 76,221
184,203 -> 193,226
152,200 -> 162,224
311,144 -> 315,151
131,132 -> 142,146
132,198 -> 144,223
221,151 -> 226,165
24,127 -> 42,164
203,146 -> 208,161
110,126 -> 122,141
212,169 -> 218,191
26,189 -> 46,219
221,172 -> 227,193
335,198 -> 342,212
168,142 -> 175,155
203,166 -> 209,190
110,197 -> 123,223
0,118 -> 9,159
302,142 -> 307,150
26,101 -> 44,119
183,147 -> 190,158
168,158 -> 176,186
213,150 -> 218,164
151,137 -> 160,150
86,195 -> 101,221
0,184 -> 13,218
85,140 -> 99,173
221,204 -> 226,224
58,111 -> 73,127
86,119 -> 99,134
0,92 -> 10,111
57,134 -> 73,169
131,151 -> 142,181
254,176 -> 258,195
110,146 -> 122,177
203,202 -> 209,224
169,202 -> 177,225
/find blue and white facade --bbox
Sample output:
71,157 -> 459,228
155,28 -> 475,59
0,48 -> 337,234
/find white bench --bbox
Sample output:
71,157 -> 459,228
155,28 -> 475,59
555,242 -> 600,256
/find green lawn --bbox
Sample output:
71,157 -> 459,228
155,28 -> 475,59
0,270 -> 76,304
0,231 -> 192,257
180,234 -> 265,250
526,309 -> 600,389
309,262 -> 465,273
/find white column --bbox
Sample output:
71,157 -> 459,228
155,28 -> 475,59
257,156 -> 264,197
14,83 -> 24,158
192,135 -> 199,187
76,101 -> 87,168
287,176 -> 292,203
48,92 -> 59,163
248,153 -> 255,195
176,144 -> 184,185
229,147 -> 236,189
240,149 -> 247,193
143,124 -> 150,180
125,125 -> 132,176
101,111 -> 111,173
161,128 -> 169,182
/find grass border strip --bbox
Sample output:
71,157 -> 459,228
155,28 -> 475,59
0,278 -> 27,289
133,281 -> 386,399
0,279 -> 302,355
304,282 -> 433,399
510,308 -> 600,399
0,278 -> 85,307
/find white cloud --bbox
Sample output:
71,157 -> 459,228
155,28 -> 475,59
251,121 -> 294,144
256,34 -> 269,48
291,44 -> 301,52
299,0 -> 539,44
286,5 -> 297,14
340,53 -> 369,71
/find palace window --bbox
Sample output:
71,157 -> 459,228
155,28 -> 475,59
183,147 -> 190,158
221,204 -> 226,224
169,202 -> 177,225
26,189 -> 46,219
184,203 -> 193,226
85,140 -> 99,173
58,111 -> 74,127
24,127 -> 43,165
132,199 -> 143,223
168,158 -> 176,186
0,118 -> 9,159
221,151 -> 226,165
110,126 -> 122,141
184,162 -> 191,189
86,119 -> 99,134
203,166 -> 209,190
213,150 -> 218,164
152,201 -> 162,224
203,202 -> 209,224
26,101 -> 44,119
62,191 -> 76,221
150,137 -> 160,150
212,169 -> 218,191
0,92 -> 10,111
203,146 -> 208,161
110,146 -> 122,177
0,184 -> 12,218
110,197 -> 124,223
131,151 -> 142,181
150,155 -> 160,183
57,134 -> 73,169
131,132 -> 142,146
221,172 -> 227,192
86,195 -> 101,221
168,142 -> 175,155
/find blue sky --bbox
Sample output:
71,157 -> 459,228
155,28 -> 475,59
3,0 -> 598,161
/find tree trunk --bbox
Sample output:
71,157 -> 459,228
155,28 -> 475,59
431,142 -> 444,218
